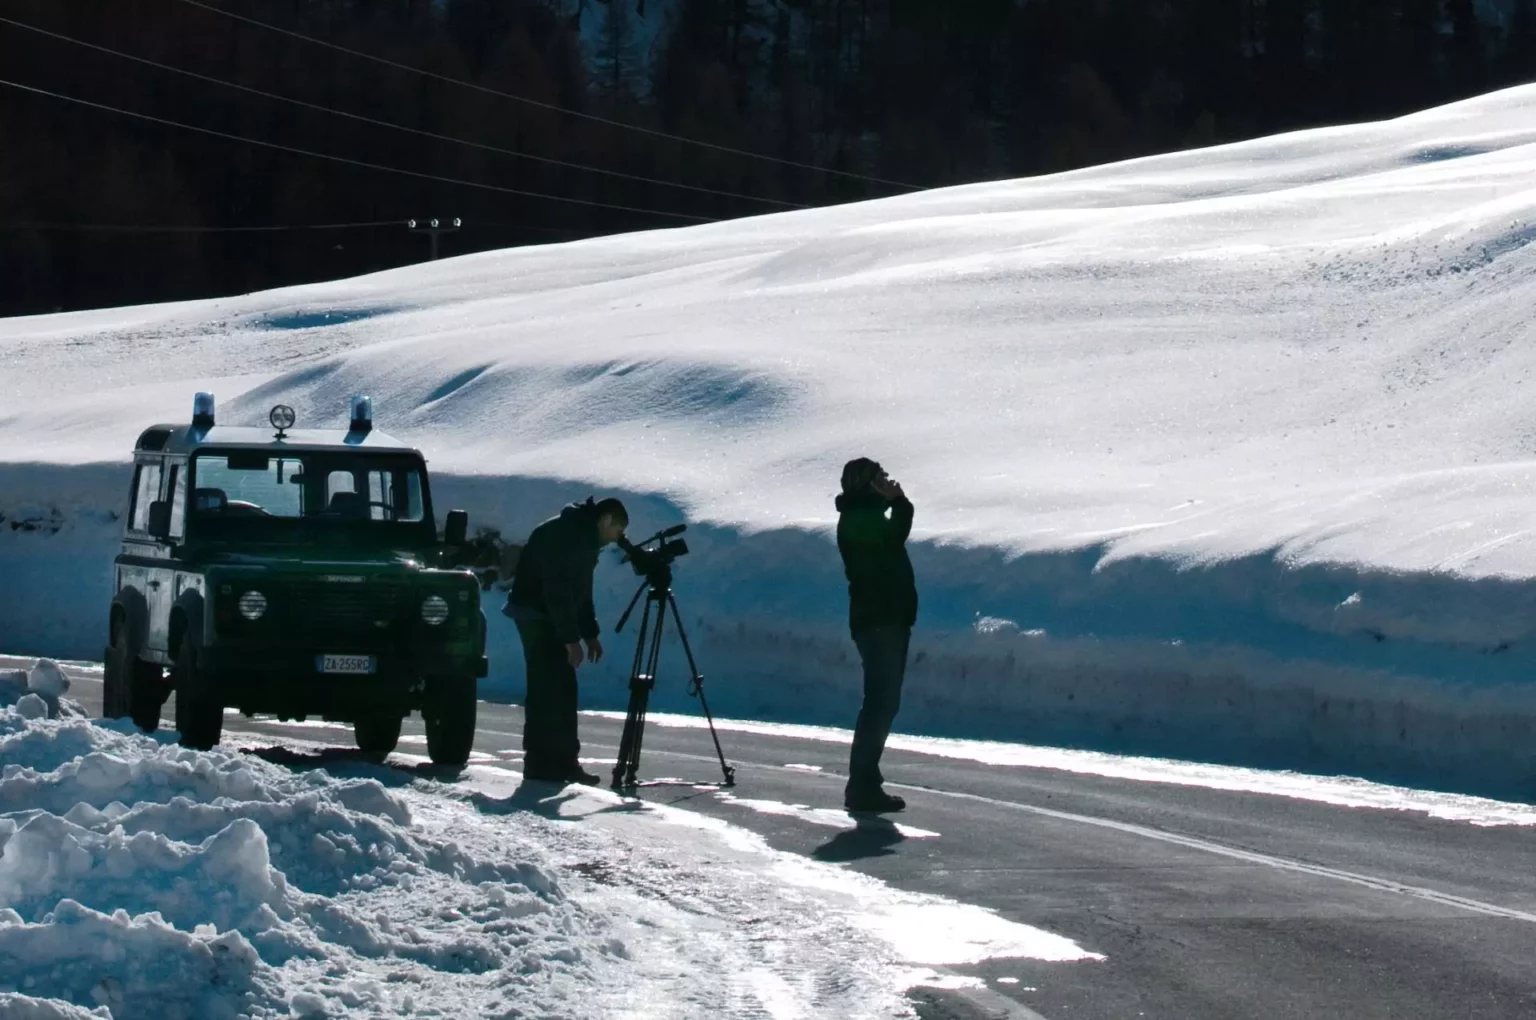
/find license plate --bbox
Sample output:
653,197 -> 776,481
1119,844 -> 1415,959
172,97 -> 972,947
317,654 -> 375,675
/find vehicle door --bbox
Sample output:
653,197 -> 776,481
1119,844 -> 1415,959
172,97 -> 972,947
154,458 -> 194,653
117,455 -> 166,660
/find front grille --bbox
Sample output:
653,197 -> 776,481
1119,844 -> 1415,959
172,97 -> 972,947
286,581 -> 403,633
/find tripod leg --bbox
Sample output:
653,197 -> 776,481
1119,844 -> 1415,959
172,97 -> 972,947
624,592 -> 668,788
612,596 -> 655,790
666,594 -> 736,787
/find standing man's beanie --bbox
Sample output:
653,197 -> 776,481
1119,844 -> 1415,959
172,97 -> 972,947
841,458 -> 882,496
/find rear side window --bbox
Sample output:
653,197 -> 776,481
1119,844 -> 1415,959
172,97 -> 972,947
168,464 -> 187,537
129,461 -> 163,532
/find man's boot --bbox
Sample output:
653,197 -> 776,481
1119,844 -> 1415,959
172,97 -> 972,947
844,786 -> 906,813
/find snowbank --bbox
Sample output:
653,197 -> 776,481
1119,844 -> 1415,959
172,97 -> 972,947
0,679 -> 1105,1018
0,704 -> 629,1019
7,86 -> 1536,798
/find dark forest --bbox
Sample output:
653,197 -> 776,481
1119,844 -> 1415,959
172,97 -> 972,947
3,0 -> 1533,316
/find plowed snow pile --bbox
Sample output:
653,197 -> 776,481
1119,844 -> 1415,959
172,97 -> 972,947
0,672 -> 1100,1019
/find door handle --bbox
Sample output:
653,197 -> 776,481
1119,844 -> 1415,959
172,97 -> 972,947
147,580 -> 162,590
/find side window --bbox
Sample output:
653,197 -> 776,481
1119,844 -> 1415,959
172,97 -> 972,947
168,464 -> 187,538
365,469 -> 424,521
129,461 -> 163,532
126,464 -> 144,529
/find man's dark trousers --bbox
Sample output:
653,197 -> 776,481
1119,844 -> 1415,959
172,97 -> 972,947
516,618 -> 580,773
847,624 -> 910,795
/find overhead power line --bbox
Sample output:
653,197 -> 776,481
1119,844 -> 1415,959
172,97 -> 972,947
0,77 -> 716,224
169,0 -> 922,192
1,220 -> 401,232
0,15 -> 809,212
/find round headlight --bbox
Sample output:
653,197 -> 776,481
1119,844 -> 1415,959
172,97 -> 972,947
421,595 -> 449,626
238,590 -> 268,621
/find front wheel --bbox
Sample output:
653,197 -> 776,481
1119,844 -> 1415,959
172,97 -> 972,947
423,676 -> 476,766
354,713 -> 403,759
171,633 -> 222,751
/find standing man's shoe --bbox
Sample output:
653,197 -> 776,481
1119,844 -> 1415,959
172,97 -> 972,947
844,787 -> 906,813
523,762 -> 602,786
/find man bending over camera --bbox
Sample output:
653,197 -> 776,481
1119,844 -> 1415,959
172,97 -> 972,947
504,496 -> 628,785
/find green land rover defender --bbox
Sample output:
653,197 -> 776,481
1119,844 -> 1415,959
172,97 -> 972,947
102,393 -> 487,764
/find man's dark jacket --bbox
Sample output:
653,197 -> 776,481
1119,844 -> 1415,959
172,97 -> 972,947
504,499 -> 602,645
836,491 -> 918,636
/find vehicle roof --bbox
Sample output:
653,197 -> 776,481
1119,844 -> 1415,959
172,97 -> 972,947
135,423 -> 420,456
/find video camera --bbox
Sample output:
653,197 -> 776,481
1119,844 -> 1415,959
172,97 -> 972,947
616,524 -> 689,580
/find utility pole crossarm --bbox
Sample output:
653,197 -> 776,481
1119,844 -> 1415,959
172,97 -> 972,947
407,216 -> 461,260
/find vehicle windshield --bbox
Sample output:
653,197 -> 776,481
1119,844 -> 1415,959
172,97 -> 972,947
189,449 -> 433,545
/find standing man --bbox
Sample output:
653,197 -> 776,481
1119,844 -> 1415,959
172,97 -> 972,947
835,458 -> 918,813
505,496 -> 628,785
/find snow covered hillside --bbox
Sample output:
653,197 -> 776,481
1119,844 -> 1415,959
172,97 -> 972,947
5,86 -> 1536,796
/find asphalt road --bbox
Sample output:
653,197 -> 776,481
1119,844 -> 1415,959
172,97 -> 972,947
9,655 -> 1536,1020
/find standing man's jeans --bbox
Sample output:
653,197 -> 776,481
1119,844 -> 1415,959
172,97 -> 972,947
847,625 -> 910,795
515,618 -> 580,773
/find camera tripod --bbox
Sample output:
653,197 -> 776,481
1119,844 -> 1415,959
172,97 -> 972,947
610,560 -> 736,792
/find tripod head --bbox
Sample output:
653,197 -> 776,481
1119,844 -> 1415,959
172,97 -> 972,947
616,525 -> 688,583
614,524 -> 689,632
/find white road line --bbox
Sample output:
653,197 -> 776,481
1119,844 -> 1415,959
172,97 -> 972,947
485,723 -> 1536,924
885,781 -> 1536,926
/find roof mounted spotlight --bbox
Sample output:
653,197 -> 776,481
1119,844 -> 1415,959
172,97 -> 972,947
349,395 -> 373,435
270,404 -> 296,440
192,392 -> 216,430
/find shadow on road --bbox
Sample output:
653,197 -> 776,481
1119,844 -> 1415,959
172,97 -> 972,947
813,815 -> 907,862
243,743 -> 469,785
240,741 -> 645,823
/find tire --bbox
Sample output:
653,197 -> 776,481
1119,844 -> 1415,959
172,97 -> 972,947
104,622 -> 164,733
171,632 -> 222,751
423,676 -> 477,766
354,713 -> 403,758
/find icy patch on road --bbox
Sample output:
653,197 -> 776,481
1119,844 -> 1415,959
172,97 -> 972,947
588,710 -> 1536,827
1,711 -> 1097,1018
444,763 -> 1100,1005
714,791 -> 940,839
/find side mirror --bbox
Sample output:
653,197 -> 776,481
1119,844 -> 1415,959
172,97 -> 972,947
147,500 -> 171,540
443,509 -> 468,547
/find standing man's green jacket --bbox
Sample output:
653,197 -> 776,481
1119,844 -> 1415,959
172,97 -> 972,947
835,489 -> 918,637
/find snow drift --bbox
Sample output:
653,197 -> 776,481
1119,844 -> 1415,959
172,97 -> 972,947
0,701 -> 626,1019
6,86 -> 1536,797
0,671 -> 1104,1018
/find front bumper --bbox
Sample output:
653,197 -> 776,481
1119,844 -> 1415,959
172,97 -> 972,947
198,643 -> 488,718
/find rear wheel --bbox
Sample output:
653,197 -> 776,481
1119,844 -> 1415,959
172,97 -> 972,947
423,676 -> 476,766
103,619 -> 164,733
171,633 -> 222,750
354,713 -> 403,759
